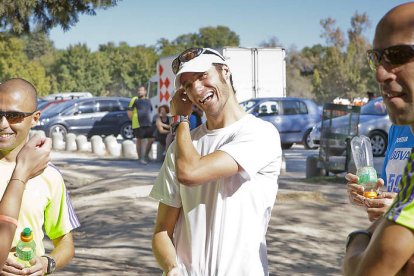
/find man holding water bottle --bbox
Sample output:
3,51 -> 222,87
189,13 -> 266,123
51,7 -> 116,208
343,2 -> 414,275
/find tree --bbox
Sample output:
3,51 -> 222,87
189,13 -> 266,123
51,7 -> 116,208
98,42 -> 158,97
0,0 -> 118,34
0,34 -> 50,95
53,44 -> 110,95
158,25 -> 240,56
259,36 -> 283,48
311,12 -> 374,102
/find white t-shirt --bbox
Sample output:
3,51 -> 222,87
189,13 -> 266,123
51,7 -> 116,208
150,114 -> 282,276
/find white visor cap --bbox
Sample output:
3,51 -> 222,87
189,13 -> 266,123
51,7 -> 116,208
173,52 -> 228,90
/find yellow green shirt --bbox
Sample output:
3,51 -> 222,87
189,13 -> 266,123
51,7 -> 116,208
386,149 -> 414,230
0,160 -> 80,256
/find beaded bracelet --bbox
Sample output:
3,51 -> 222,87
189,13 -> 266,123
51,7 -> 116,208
0,215 -> 18,227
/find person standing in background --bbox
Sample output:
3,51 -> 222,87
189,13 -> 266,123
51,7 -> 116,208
128,86 -> 154,164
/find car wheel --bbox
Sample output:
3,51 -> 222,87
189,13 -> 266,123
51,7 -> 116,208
281,143 -> 293,150
120,122 -> 133,140
49,124 -> 67,138
303,128 -> 318,150
369,130 -> 387,157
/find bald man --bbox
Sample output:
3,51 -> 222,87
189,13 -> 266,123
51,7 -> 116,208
343,3 -> 414,275
0,78 -> 80,275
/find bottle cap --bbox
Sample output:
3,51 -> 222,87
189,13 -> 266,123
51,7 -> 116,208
20,227 -> 33,242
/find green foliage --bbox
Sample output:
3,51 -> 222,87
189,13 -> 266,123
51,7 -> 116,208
0,5 -> 378,104
0,0 -> 119,34
98,42 -> 158,97
158,25 -> 240,56
0,34 -> 50,95
306,12 -> 376,103
53,44 -> 111,95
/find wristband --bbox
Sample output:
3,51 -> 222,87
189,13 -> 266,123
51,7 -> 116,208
42,255 -> 56,274
0,215 -> 18,227
171,115 -> 189,134
345,230 -> 371,251
9,178 -> 26,185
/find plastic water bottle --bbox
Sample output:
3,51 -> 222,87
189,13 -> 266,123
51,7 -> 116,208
351,135 -> 378,199
16,227 -> 36,268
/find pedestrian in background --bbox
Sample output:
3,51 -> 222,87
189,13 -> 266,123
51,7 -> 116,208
150,48 -> 282,275
153,104 -> 171,155
343,3 -> 414,275
128,85 -> 154,164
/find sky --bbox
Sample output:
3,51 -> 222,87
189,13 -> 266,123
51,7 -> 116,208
49,0 -> 410,52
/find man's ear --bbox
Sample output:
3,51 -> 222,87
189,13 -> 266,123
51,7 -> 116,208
222,65 -> 230,80
31,111 -> 41,127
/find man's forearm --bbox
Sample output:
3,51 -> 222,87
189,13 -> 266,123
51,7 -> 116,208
50,233 -> 75,270
152,231 -> 178,273
175,121 -> 201,184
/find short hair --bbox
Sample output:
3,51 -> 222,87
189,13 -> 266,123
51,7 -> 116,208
158,104 -> 169,114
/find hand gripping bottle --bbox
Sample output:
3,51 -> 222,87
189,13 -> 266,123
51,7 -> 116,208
16,227 -> 36,268
351,135 -> 378,199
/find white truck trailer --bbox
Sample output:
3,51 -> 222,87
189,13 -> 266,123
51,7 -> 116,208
147,47 -> 286,112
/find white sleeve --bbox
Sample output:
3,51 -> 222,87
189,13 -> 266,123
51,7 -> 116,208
149,144 -> 182,208
219,120 -> 282,180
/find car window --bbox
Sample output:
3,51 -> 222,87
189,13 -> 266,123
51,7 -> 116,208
97,100 -> 120,112
119,99 -> 129,111
256,100 -> 279,116
282,100 -> 307,115
77,101 -> 96,114
240,100 -> 259,111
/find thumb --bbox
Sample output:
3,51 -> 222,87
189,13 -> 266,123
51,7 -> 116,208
375,178 -> 385,190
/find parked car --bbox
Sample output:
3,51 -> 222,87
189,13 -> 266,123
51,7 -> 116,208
240,97 -> 322,149
309,97 -> 391,157
33,97 -> 133,139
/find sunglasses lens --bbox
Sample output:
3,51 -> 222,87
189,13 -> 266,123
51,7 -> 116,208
1,112 -> 25,124
384,45 -> 414,65
172,48 -> 204,74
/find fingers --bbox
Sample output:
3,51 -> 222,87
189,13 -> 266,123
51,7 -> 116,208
375,191 -> 396,199
375,178 -> 385,190
39,137 -> 52,151
345,173 -> 358,183
367,206 -> 388,222
348,190 -> 365,206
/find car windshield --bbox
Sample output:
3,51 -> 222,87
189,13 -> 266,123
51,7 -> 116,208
37,100 -> 50,110
360,98 -> 387,115
40,100 -> 74,117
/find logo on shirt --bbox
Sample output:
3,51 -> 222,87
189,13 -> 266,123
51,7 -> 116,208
396,136 -> 408,143
390,149 -> 411,161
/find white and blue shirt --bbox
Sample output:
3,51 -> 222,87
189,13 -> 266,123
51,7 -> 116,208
382,125 -> 414,192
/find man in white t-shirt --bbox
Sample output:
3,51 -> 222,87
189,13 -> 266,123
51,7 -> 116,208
150,48 -> 282,275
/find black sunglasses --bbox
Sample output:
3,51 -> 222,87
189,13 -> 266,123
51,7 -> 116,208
367,44 -> 414,70
172,48 -> 225,74
0,110 -> 36,124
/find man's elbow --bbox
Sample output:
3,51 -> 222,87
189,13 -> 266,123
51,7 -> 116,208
176,168 -> 199,186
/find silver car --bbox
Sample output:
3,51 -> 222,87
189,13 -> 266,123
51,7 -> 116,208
309,97 -> 391,157
240,97 -> 322,149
